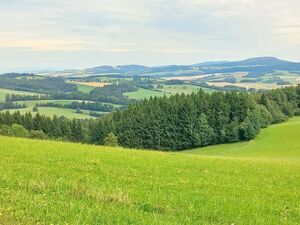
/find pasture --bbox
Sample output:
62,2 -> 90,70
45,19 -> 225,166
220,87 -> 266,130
0,118 -> 299,224
124,88 -> 168,99
184,116 -> 300,159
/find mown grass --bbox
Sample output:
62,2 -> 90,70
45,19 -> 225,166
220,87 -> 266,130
184,117 -> 300,159
0,118 -> 299,224
0,88 -> 40,102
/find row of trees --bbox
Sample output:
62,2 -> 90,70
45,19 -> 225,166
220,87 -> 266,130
0,102 -> 26,110
0,86 -> 299,151
36,101 -> 115,112
5,94 -> 50,102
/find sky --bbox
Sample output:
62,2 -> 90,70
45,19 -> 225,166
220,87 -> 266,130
0,0 -> 300,71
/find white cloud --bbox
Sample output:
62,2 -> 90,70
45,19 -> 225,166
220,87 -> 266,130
0,0 -> 299,69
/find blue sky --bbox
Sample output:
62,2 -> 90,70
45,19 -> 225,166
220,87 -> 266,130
0,0 -> 300,71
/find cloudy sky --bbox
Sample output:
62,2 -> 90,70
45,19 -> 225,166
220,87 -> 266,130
0,0 -> 300,71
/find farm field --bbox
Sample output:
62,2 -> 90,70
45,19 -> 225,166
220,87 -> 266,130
0,118 -> 299,224
76,84 -> 96,93
4,107 -> 94,119
0,88 -> 40,102
183,116 -> 300,159
157,84 -> 215,94
124,88 -> 168,99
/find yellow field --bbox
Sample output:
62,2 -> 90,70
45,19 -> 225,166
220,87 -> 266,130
73,81 -> 112,87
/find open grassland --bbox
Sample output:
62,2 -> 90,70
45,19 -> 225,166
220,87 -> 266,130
124,88 -> 168,99
125,86 -> 214,100
0,88 -> 40,102
157,84 -> 214,94
0,119 -> 299,224
184,117 -> 300,159
76,84 -> 96,93
4,107 -> 94,119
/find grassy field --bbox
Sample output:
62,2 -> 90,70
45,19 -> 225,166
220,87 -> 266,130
157,84 -> 215,95
124,88 -> 168,99
76,84 -> 96,93
0,88 -> 40,102
183,117 -> 300,159
4,107 -> 94,119
0,119 -> 299,224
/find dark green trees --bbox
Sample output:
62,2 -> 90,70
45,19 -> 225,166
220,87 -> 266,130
0,86 -> 299,151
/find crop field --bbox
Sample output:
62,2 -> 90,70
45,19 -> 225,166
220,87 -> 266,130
73,81 -> 111,87
0,118 -> 299,224
0,88 -> 40,102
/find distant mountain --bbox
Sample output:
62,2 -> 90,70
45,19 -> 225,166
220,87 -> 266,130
27,57 -> 300,79
212,57 -> 294,67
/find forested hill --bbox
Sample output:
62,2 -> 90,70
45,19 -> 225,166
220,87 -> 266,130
1,86 -> 299,151
107,86 -> 300,150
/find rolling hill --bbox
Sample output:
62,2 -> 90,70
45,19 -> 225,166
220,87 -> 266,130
0,117 -> 299,224
183,116 -> 300,159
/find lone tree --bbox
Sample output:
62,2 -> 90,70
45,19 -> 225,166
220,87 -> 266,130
33,106 -> 39,112
104,132 -> 119,147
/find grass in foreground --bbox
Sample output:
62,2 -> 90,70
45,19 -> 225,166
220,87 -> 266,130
0,118 -> 299,224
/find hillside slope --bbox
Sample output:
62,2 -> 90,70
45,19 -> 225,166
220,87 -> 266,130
0,119 -> 299,224
183,117 -> 300,159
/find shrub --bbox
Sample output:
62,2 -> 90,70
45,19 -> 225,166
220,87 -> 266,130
11,124 -> 29,138
29,130 -> 47,140
104,132 -> 119,147
0,125 -> 14,136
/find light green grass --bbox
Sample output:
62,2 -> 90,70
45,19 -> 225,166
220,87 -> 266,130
183,117 -> 300,159
76,84 -> 96,93
0,88 -> 40,102
0,118 -> 299,224
4,107 -> 94,119
124,88 -> 168,99
157,85 -> 215,94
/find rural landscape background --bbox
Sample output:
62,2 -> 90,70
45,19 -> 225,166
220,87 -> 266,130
0,0 -> 299,224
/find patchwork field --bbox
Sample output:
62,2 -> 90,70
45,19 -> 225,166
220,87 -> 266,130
0,118 -> 299,224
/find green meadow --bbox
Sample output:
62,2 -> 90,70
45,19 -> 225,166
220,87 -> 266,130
124,88 -> 168,99
76,84 -> 96,94
157,84 -> 215,95
0,118 -> 299,224
184,116 -> 300,159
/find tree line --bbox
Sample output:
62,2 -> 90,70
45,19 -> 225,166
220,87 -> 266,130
36,101 -> 116,112
0,86 -> 299,151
